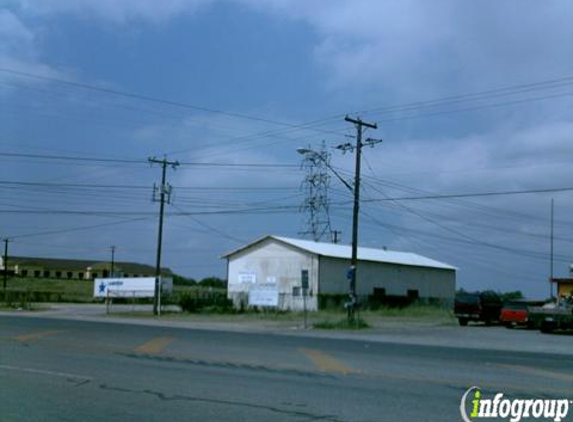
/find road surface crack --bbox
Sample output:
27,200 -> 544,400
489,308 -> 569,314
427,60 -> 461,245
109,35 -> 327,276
99,383 -> 346,421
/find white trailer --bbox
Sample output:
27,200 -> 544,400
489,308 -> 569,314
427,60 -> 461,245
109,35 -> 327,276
93,277 -> 173,299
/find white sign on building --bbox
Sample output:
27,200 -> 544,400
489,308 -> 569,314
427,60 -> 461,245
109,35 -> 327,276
238,272 -> 257,284
93,277 -> 173,298
248,285 -> 279,307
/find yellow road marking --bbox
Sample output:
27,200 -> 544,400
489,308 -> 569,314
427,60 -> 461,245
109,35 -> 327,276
498,364 -> 573,383
11,330 -> 62,342
134,336 -> 175,355
299,347 -> 358,375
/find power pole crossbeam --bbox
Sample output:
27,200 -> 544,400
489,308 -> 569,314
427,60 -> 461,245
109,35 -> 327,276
149,156 -> 179,316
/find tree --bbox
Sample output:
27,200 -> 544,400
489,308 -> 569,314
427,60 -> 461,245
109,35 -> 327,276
172,274 -> 196,286
498,290 -> 524,302
199,277 -> 227,288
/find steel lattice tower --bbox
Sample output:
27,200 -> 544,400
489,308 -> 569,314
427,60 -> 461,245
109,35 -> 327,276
299,142 -> 332,242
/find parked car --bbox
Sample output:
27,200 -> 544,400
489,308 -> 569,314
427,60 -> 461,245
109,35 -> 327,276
454,292 -> 503,326
500,300 -> 544,328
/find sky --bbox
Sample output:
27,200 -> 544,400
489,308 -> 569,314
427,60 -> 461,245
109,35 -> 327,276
1,0 -> 573,298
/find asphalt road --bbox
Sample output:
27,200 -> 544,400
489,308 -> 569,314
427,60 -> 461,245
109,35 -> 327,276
1,316 -> 572,422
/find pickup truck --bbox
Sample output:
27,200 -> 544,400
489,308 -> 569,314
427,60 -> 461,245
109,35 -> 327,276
500,300 -> 544,328
454,292 -> 503,326
529,298 -> 573,333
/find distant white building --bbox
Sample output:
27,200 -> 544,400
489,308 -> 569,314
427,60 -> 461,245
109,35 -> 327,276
222,235 -> 457,311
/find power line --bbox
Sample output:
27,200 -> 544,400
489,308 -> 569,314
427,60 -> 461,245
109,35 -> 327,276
2,182 -> 573,216
354,171 -> 573,227
0,180 -> 298,191
4,67 -> 573,164
362,186 -> 573,202
171,73 -> 573,158
5,216 -> 153,240
0,151 -> 299,168
361,181 -> 564,263
171,204 -> 246,244
0,151 -> 143,164
370,91 -> 573,123
358,75 -> 573,116
0,67 -> 344,136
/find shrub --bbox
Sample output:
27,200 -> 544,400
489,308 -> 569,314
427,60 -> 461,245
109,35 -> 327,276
317,294 -> 348,310
172,274 -> 196,286
178,291 -> 233,313
313,318 -> 370,330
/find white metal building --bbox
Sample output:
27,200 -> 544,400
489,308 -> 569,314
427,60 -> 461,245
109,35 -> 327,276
223,235 -> 457,311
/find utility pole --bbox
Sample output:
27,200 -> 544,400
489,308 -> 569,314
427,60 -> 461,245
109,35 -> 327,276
110,246 -> 116,278
550,198 -> 554,300
149,156 -> 180,316
338,115 -> 381,323
3,238 -> 9,297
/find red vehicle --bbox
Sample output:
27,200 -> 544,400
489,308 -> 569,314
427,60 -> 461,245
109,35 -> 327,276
500,301 -> 544,328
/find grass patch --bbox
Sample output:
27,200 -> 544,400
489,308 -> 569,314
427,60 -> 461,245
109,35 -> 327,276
0,278 -> 227,305
371,304 -> 453,319
313,317 -> 370,330
0,301 -> 49,311
1,278 -> 94,303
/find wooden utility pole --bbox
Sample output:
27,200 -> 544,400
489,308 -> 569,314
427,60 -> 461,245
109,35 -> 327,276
339,116 -> 381,323
550,198 -> 554,300
149,157 -> 179,316
3,238 -> 9,297
110,245 -> 116,278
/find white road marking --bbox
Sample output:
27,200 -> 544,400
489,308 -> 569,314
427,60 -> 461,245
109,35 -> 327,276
0,364 -> 91,381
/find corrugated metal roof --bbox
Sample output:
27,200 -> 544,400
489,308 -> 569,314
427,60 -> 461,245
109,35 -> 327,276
224,235 -> 456,271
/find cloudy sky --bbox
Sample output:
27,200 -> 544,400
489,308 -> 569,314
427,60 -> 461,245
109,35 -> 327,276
1,0 -> 573,298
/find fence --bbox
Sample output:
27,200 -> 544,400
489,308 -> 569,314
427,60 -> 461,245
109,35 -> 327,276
104,289 -> 155,314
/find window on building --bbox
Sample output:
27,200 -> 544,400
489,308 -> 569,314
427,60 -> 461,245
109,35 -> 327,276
78,272 -> 84,279
21,270 -> 28,277
373,288 -> 386,300
43,270 -> 50,278
55,271 -> 62,278
292,286 -> 302,297
407,289 -> 419,300
92,272 -> 98,279
67,272 -> 73,279
34,270 -> 41,278
103,270 -> 109,278
301,270 -> 309,289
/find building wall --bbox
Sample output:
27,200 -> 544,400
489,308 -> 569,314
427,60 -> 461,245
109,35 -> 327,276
318,256 -> 456,302
558,283 -> 573,297
227,238 -> 319,311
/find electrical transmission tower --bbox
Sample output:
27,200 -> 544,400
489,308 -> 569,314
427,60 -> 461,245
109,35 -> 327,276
299,142 -> 332,242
